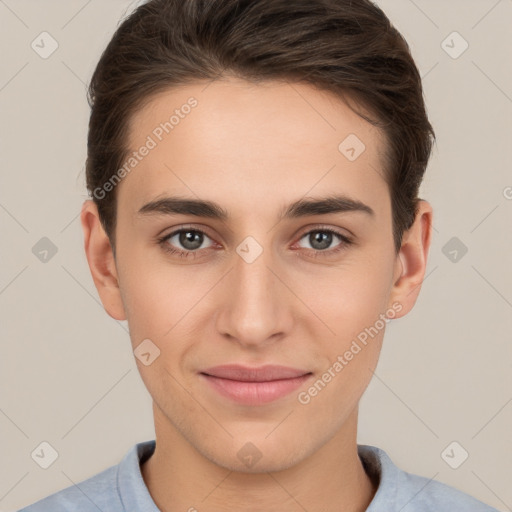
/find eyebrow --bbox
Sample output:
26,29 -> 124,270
136,194 -> 375,220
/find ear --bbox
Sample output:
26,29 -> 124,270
80,199 -> 127,321
387,200 -> 433,318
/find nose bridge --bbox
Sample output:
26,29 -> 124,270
215,235 -> 292,345
235,239 -> 274,302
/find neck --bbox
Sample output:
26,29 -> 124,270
141,404 -> 377,512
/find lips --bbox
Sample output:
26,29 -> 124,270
201,364 -> 310,382
199,364 -> 312,405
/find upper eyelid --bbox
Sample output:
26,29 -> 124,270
300,225 -> 350,238
159,223 -> 213,238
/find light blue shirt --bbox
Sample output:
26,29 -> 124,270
18,440 -> 499,511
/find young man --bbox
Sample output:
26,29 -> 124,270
20,0 -> 499,510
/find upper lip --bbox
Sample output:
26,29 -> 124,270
200,364 -> 311,382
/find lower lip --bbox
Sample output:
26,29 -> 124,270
200,373 -> 312,405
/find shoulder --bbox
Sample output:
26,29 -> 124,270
358,444 -> 500,512
394,465 -> 499,511
18,464 -> 121,511
17,464 -> 121,512
18,441 -> 157,512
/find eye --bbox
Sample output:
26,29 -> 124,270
157,227 -> 215,258
157,225 -> 353,260
296,227 -> 353,254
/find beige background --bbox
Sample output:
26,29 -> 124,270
1,0 -> 511,510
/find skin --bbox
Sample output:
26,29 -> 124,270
81,77 -> 432,512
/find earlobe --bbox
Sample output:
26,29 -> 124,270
80,199 -> 127,321
388,200 -> 433,318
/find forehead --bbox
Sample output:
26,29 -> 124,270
119,77 -> 389,218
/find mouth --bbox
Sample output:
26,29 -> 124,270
199,364 -> 313,405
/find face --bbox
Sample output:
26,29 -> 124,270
83,77 -> 430,473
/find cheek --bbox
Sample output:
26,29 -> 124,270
295,253 -> 393,335
290,252 -> 393,403
120,258 -> 190,356
117,249 -> 208,346
297,271 -> 387,419
118,262 -> 205,400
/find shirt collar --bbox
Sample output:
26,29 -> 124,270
358,444 -> 399,510
117,439 -> 160,512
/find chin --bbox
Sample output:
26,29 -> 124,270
199,434 -> 313,474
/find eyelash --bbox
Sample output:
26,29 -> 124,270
156,226 -> 353,259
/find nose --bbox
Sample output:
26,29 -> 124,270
214,241 -> 294,349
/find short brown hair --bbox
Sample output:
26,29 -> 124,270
86,0 -> 435,254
